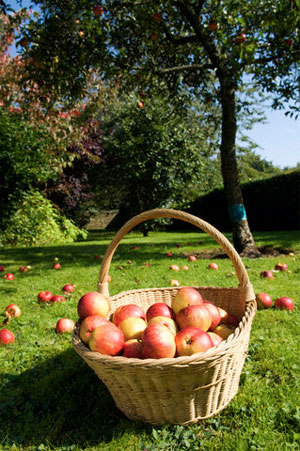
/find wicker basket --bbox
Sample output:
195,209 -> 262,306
72,209 -> 256,425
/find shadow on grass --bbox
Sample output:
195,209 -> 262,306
0,348 -> 150,449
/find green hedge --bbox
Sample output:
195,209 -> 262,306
172,170 -> 300,231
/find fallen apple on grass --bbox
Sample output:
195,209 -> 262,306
146,302 -> 175,321
51,295 -> 66,303
113,304 -> 146,327
208,262 -> 218,270
79,315 -> 110,344
0,328 -> 15,345
181,265 -> 189,270
169,279 -> 180,287
19,266 -> 28,272
166,252 -> 173,257
188,255 -> 197,262
275,262 -> 288,271
0,265 -> 5,272
275,296 -> 294,311
89,322 -> 125,356
175,326 -> 214,356
142,323 -> 176,359
169,264 -> 180,271
3,273 -> 14,280
5,304 -> 21,318
260,270 -> 274,279
176,304 -> 212,331
52,263 -> 61,270
38,291 -> 53,303
56,318 -> 75,334
256,292 -> 273,310
171,286 -> 203,315
77,292 -> 110,319
62,284 -> 75,293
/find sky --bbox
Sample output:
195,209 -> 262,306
5,0 -> 300,169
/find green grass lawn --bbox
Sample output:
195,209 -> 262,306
0,229 -> 299,451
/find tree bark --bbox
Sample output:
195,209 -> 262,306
219,79 -> 260,257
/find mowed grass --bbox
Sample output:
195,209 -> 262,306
0,229 -> 299,451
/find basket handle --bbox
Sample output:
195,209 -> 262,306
97,208 -> 254,300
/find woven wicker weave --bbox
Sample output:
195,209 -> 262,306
72,209 -> 256,425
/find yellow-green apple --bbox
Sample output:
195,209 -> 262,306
175,326 -> 214,356
5,304 -> 21,318
176,304 -> 212,331
203,301 -> 221,330
208,262 -> 218,270
0,328 -> 15,345
112,304 -> 146,327
171,286 -> 203,315
208,332 -> 223,346
217,307 -> 239,327
56,318 -> 75,334
256,292 -> 273,310
275,296 -> 294,311
79,315 -> 109,344
63,284 -> 75,293
213,324 -> 235,340
122,339 -> 143,358
275,262 -> 288,271
89,322 -> 125,356
77,292 -> 110,319
169,279 -> 180,287
169,264 -> 180,271
38,291 -> 53,303
148,316 -> 178,336
118,317 -> 147,340
50,295 -> 66,303
53,257 -> 59,262
142,323 -> 176,359
188,255 -> 197,262
4,273 -> 14,280
146,302 -> 175,321
260,270 -> 274,279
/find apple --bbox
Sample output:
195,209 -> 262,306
260,270 -> 274,279
256,292 -> 273,310
56,318 -> 75,334
146,302 -> 175,322
217,307 -> 239,327
77,291 -> 110,319
0,265 -> 5,272
181,265 -> 189,270
235,32 -> 246,43
208,20 -> 218,31
169,264 -> 180,271
79,315 -> 109,344
176,243 -> 181,248
63,284 -> 75,293
148,316 -> 178,336
4,273 -> 14,280
122,339 -> 143,358
208,332 -> 224,347
213,324 -> 235,340
113,304 -> 146,327
93,5 -> 104,16
166,252 -> 173,257
132,245 -> 138,250
53,257 -> 59,262
208,262 -> 218,270
53,263 -> 61,270
0,328 -> 15,345
89,323 -> 125,356
50,295 -> 66,303
176,304 -> 212,332
19,266 -> 28,272
137,101 -> 144,108
169,279 -> 180,287
153,12 -> 163,22
118,317 -> 147,341
275,296 -> 294,311
203,301 -> 221,330
5,304 -> 21,318
188,255 -> 197,262
142,323 -> 176,359
38,291 -> 53,303
171,286 -> 203,315
275,262 -> 288,271
175,327 -> 214,356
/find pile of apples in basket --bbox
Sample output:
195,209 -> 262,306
77,287 -> 239,359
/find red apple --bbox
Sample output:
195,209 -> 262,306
56,318 -> 75,334
19,266 -> 28,272
260,270 -> 274,279
169,279 -> 180,287
122,339 -> 143,358
208,332 -> 224,347
0,265 -> 5,272
176,304 -> 212,332
175,327 -> 214,356
181,265 -> 189,270
213,324 -> 235,340
208,262 -> 218,270
118,317 -> 147,341
169,264 -> 180,271
275,262 -> 288,271
142,323 -> 176,359
4,273 -> 14,280
77,291 -> 110,319
0,328 -> 15,345
166,252 -> 173,257
208,20 -> 218,31
171,286 -> 203,315
176,243 -> 181,248
93,5 -> 104,16
235,32 -> 246,43
113,304 -> 146,327
146,302 -> 175,322
153,12 -> 163,22
148,316 -> 178,336
50,295 -> 66,303
5,304 -> 21,318
217,307 -> 239,327
188,255 -> 197,262
38,291 -> 53,303
79,315 -> 109,344
256,292 -> 273,310
53,263 -> 61,270
89,322 -> 125,356
63,284 -> 75,293
275,296 -> 294,311
132,245 -> 139,250
203,301 -> 221,330
137,101 -> 144,108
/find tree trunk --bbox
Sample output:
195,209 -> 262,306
219,79 -> 260,257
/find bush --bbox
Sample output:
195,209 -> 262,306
0,190 -> 87,246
